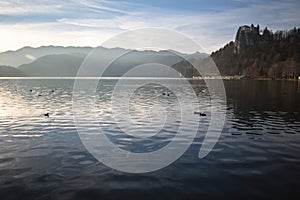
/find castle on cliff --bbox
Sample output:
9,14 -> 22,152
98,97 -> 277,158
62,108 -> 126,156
234,24 -> 260,54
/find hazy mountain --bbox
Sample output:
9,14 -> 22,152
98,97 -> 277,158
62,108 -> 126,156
0,46 -> 207,68
18,53 -> 86,77
0,65 -> 26,77
171,58 -> 200,78
17,48 -> 205,77
0,45 -> 207,77
167,50 -> 208,60
0,46 -> 92,67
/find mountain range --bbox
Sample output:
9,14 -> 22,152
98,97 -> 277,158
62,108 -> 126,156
0,46 -> 207,77
1,24 -> 299,79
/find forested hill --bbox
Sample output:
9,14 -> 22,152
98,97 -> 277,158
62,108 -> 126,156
211,25 -> 300,79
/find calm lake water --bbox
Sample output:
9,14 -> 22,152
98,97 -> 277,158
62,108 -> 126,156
0,79 -> 299,199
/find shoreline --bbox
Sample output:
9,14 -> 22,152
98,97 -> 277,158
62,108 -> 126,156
0,76 -> 299,81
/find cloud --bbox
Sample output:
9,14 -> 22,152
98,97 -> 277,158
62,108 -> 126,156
0,22 -> 118,51
0,0 -> 63,15
57,18 -> 122,29
25,54 -> 36,60
0,0 -> 299,53
72,0 -> 133,15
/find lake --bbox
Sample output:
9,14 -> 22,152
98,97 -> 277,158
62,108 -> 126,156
0,79 -> 299,199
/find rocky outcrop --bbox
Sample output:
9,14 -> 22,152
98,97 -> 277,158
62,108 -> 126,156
234,24 -> 260,54
174,24 -> 300,79
211,25 -> 300,79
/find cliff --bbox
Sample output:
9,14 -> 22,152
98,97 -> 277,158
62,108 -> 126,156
211,25 -> 300,79
234,24 -> 260,54
171,25 -> 300,79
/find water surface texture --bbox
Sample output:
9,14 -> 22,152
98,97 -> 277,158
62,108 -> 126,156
0,79 -> 299,199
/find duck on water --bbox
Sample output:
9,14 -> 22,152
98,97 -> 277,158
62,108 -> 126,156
194,111 -> 206,116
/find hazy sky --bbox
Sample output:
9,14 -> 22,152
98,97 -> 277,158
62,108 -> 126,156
0,0 -> 299,53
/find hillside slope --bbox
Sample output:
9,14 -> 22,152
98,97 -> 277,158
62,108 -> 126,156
211,25 -> 300,79
0,65 -> 26,77
0,46 -> 92,67
171,25 -> 300,79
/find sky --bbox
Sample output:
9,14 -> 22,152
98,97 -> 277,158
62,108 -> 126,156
0,0 -> 299,53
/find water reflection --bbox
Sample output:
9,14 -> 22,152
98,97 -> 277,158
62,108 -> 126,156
225,80 -> 300,121
0,79 -> 299,199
